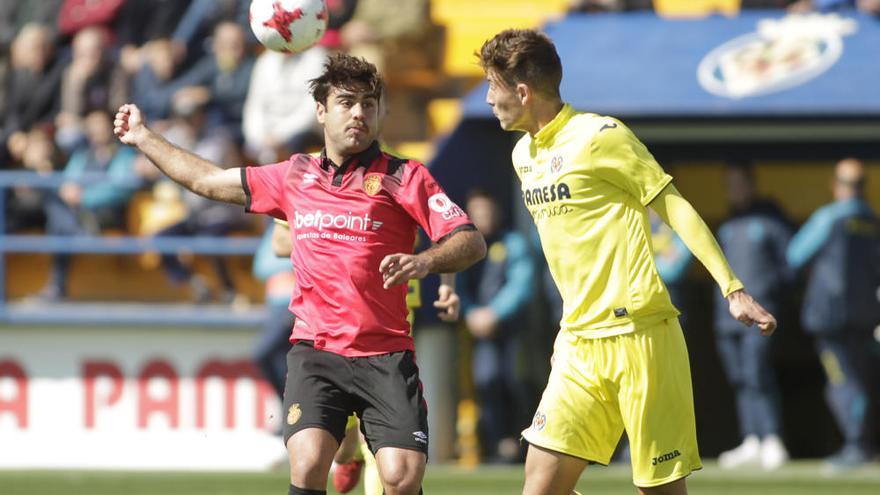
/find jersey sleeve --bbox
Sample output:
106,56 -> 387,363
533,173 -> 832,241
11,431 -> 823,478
242,160 -> 291,220
589,121 -> 673,206
395,162 -> 474,243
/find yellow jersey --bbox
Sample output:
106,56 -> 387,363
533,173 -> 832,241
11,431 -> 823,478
513,104 -> 678,338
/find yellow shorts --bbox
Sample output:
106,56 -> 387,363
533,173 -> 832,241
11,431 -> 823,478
522,318 -> 702,487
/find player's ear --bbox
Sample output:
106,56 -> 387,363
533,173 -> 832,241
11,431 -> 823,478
516,82 -> 530,105
316,101 -> 326,124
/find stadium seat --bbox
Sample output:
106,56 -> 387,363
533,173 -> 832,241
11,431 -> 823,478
428,98 -> 463,138
431,0 -> 570,78
653,0 -> 741,17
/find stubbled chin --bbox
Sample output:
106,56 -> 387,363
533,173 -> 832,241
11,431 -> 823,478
343,138 -> 371,154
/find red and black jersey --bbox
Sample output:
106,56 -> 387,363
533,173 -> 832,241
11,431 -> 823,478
242,142 -> 474,357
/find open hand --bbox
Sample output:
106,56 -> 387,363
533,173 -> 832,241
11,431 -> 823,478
727,289 -> 777,336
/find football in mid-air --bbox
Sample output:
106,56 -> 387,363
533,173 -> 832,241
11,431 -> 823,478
249,0 -> 328,54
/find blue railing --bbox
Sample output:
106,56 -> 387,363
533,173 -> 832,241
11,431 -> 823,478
0,171 -> 264,327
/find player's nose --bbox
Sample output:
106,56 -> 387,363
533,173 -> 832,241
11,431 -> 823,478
351,103 -> 366,120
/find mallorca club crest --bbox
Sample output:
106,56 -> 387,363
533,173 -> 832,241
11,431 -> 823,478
697,13 -> 857,99
363,174 -> 382,196
287,403 -> 302,425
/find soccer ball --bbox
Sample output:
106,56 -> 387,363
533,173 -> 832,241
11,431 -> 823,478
249,0 -> 328,54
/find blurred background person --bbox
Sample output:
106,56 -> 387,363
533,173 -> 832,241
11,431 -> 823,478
252,220 -> 296,409
3,126 -> 63,233
242,44 -> 327,163
339,0 -> 433,75
715,162 -> 793,470
171,0 -> 251,67
170,21 -> 255,144
55,26 -> 126,153
786,158 -> 880,470
0,1 -> 61,51
458,190 -> 535,464
37,109 -> 139,301
114,0 -> 193,73
57,0 -> 126,39
128,38 -> 185,122
2,23 -> 63,166
139,96 -> 250,304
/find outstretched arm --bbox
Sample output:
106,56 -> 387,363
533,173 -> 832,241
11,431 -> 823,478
379,229 -> 486,289
113,103 -> 245,205
649,183 -> 777,335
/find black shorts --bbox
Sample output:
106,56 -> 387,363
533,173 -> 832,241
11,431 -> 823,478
281,340 -> 429,455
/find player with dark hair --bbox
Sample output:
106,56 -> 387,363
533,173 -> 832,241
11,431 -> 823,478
114,53 -> 486,495
478,29 -> 776,495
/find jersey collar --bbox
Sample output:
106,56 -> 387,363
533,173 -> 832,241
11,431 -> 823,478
320,141 -> 382,171
533,104 -> 575,147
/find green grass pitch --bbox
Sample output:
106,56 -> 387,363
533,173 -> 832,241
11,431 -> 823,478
2,461 -> 879,495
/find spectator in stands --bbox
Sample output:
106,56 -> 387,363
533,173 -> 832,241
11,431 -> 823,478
146,95 -> 250,304
0,1 -> 62,51
55,26 -> 128,153
171,21 -> 255,142
4,125 -> 63,232
172,0 -> 250,66
4,126 -> 63,232
57,0 -> 126,39
787,158 -> 879,471
340,0 -> 436,75
715,162 -> 792,471
110,0 -> 194,96
38,109 -> 139,300
129,38 -> 184,122
458,190 -> 535,464
2,23 -> 63,166
243,45 -> 327,163
252,219 -> 296,400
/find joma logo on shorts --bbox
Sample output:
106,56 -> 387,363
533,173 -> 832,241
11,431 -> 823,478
651,450 -> 681,466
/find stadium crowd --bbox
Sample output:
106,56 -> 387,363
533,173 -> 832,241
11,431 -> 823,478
0,0 -> 878,476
